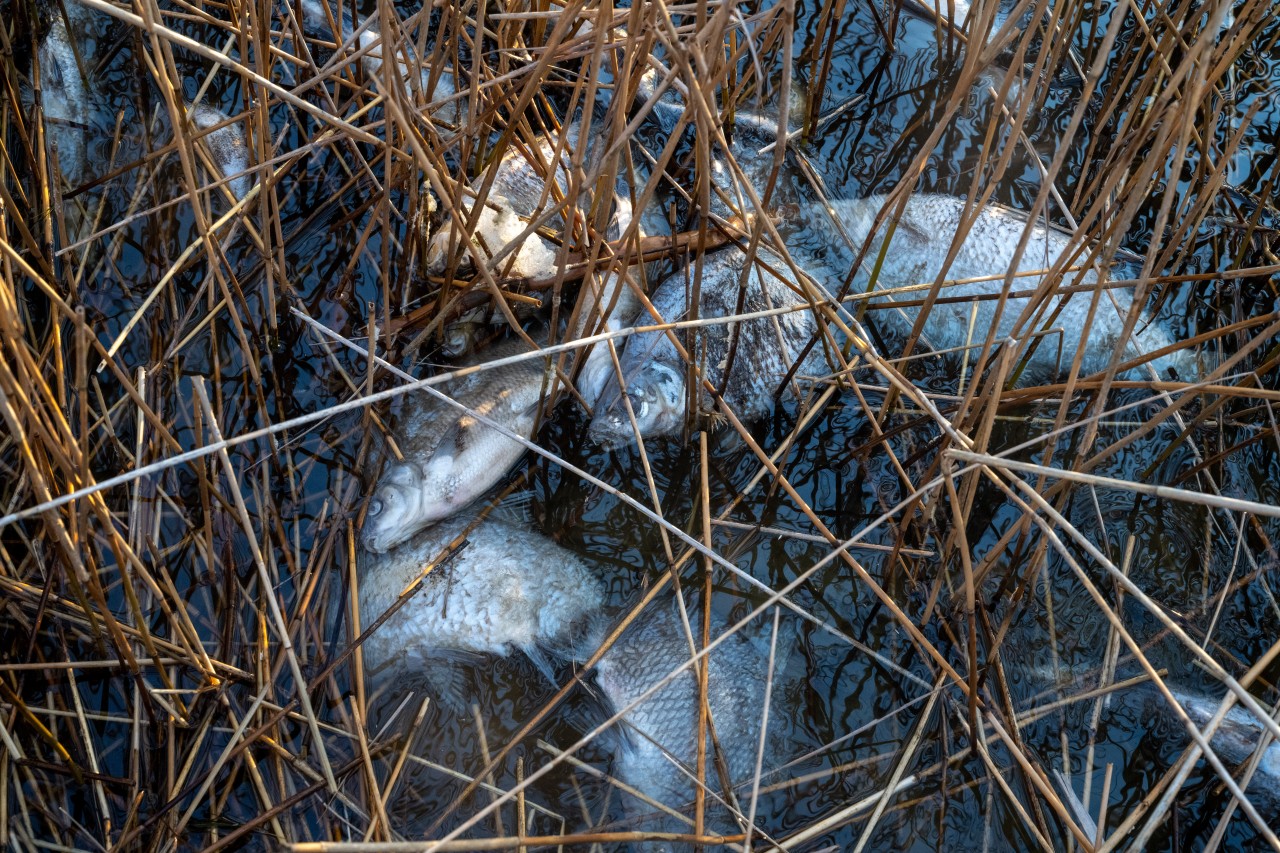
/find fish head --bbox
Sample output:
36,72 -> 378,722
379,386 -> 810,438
588,361 -> 685,447
360,460 -> 430,553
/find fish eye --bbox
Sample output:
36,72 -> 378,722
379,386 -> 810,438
368,498 -> 383,516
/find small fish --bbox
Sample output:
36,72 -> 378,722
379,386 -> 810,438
359,513 -> 604,706
791,194 -> 1194,381
189,103 -> 251,202
587,244 -> 830,446
361,337 -> 552,554
596,600 -> 794,842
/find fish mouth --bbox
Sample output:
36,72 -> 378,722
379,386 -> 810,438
587,362 -> 686,447
359,464 -> 424,553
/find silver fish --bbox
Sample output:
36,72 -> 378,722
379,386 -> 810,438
587,244 -> 830,446
596,600 -> 793,842
792,193 -> 1194,381
1173,689 -> 1280,784
35,12 -> 89,188
425,118 -> 654,405
359,513 -> 604,705
425,119 -> 637,279
1034,666 -> 1279,803
189,103 -> 251,202
361,338 -> 551,554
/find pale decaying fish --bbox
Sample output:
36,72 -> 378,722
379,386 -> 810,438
587,244 -> 831,447
1036,668 -> 1280,806
792,193 -> 1195,381
424,117 -> 653,402
189,103 -> 251,202
361,338 -> 552,554
596,600 -> 796,844
301,0 -> 463,128
36,12 -> 89,186
425,118 -> 642,279
1173,688 -> 1280,786
359,513 -> 604,705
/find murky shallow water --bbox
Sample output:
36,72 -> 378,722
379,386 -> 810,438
5,0 -> 1280,849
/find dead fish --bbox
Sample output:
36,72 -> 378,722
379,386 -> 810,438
596,599 -> 795,843
31,8 -> 89,187
792,193 -> 1195,381
900,0 -> 984,33
301,0 -> 463,128
188,103 -> 251,202
587,244 -> 830,447
1036,668 -> 1280,806
425,118 -> 636,279
1173,689 -> 1280,784
359,513 -> 604,706
425,117 -> 654,405
361,337 -> 552,554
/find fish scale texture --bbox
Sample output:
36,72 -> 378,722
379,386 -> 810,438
358,515 -> 603,674
598,603 -> 783,841
615,244 -> 828,423
395,337 -> 548,470
789,193 -> 1193,380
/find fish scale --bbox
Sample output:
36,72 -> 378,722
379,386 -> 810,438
787,193 -> 1195,381
588,243 -> 832,446
597,601 -> 794,845
359,514 -> 604,706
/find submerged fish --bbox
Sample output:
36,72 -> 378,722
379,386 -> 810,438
587,244 -> 831,446
35,12 -> 89,186
792,193 -> 1194,381
359,513 -> 604,705
1173,689 -> 1280,785
361,337 -> 552,554
189,103 -> 251,202
596,600 -> 794,843
301,0 -> 463,128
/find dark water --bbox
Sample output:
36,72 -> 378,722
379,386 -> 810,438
5,0 -> 1280,849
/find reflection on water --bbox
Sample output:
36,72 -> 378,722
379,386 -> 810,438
4,0 -> 1280,849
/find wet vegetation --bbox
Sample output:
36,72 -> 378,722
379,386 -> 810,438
1,0 -> 1279,849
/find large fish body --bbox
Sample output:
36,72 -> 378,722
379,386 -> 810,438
792,194 -> 1192,381
361,338 -> 551,554
587,244 -> 830,446
596,601 -> 793,845
359,514 -> 604,704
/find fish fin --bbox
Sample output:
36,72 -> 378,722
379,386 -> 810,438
489,491 -> 534,524
539,609 -> 609,664
419,656 -> 477,711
